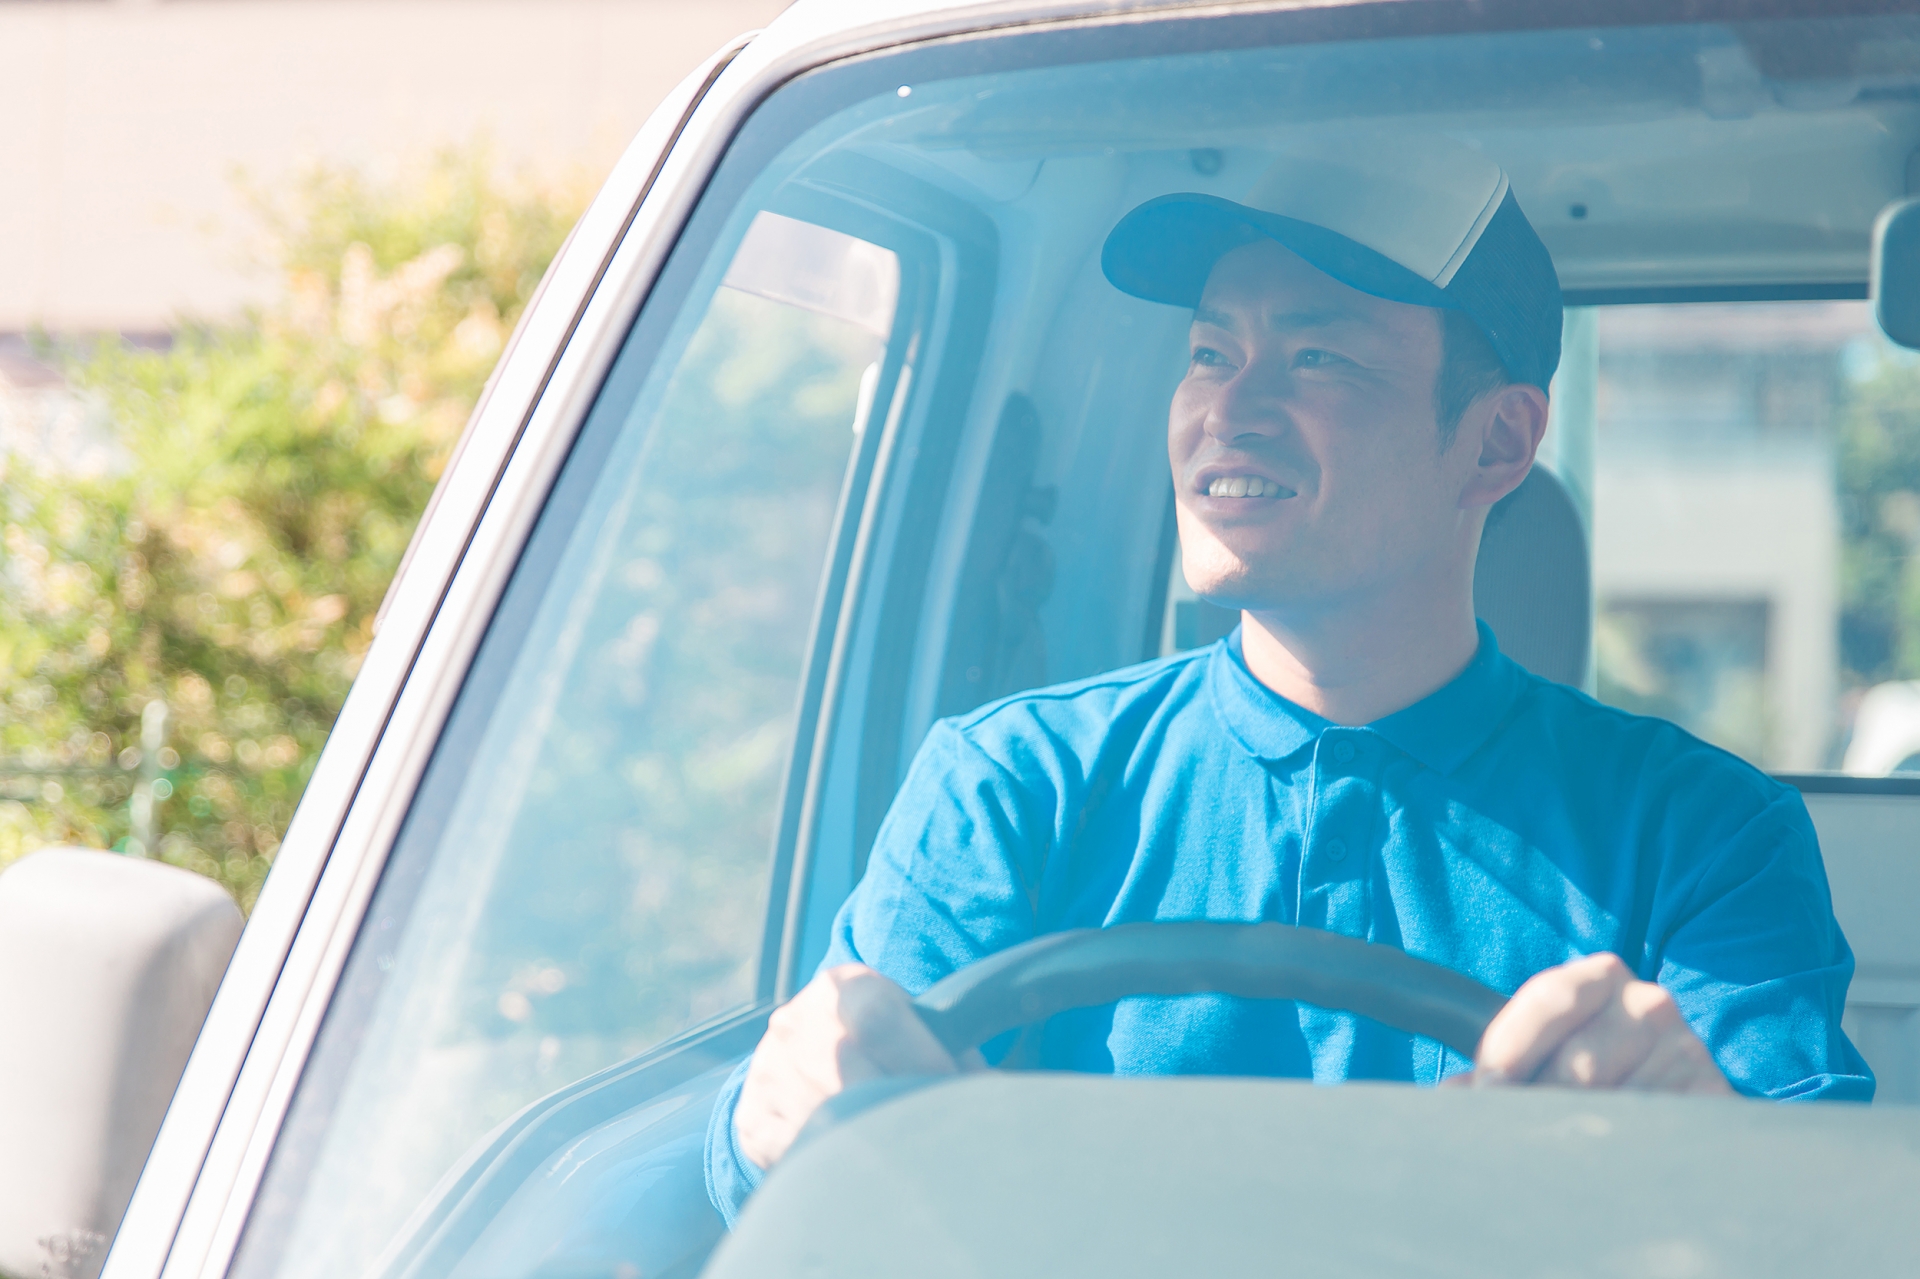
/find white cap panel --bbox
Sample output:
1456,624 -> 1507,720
1239,135 -> 1510,285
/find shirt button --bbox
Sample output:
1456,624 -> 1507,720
1325,838 -> 1349,863
1333,740 -> 1356,764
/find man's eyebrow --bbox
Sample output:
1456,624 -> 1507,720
1269,307 -> 1370,331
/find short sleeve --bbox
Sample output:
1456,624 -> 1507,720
702,1057 -> 762,1229
1655,789 -> 1875,1102
826,718 -> 1055,988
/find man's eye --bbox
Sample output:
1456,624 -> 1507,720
1191,346 -> 1230,368
1294,348 -> 1353,370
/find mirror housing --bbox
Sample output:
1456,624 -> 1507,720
0,850 -> 241,1279
1873,197 -> 1920,350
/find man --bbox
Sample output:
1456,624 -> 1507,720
705,143 -> 1874,1224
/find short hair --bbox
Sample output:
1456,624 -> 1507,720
1434,307 -> 1514,452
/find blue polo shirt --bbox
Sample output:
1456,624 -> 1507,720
705,624 -> 1873,1224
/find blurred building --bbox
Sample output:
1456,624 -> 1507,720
1590,302 -> 1863,772
1,0 -> 785,469
0,0 -> 785,336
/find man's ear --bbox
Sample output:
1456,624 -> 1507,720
1459,383 -> 1549,511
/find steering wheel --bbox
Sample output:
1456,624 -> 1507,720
910,921 -> 1508,1061
792,923 -> 1509,1151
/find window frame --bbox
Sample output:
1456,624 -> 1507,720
766,159 -> 1003,999
225,142 -> 965,1279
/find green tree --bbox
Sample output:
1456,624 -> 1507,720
0,153 -> 581,909
1838,349 -> 1920,689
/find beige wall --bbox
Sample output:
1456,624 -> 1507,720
0,0 -> 788,332
1593,444 -> 1841,772
1585,301 -> 1862,772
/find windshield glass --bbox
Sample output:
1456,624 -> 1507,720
238,12 -> 1920,1279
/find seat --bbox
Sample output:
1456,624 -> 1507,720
1472,465 -> 1592,689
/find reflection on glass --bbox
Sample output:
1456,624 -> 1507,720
244,221 -> 896,1279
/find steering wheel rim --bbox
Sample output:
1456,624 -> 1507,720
910,922 -> 1508,1062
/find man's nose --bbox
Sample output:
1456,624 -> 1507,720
1203,356 -> 1293,445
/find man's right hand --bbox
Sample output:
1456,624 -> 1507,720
734,963 -> 973,1171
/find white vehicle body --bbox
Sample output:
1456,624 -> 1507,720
2,2 -> 1910,1277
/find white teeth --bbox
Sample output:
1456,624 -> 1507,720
1209,476 -> 1283,498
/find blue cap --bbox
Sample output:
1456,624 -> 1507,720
1102,138 -> 1563,391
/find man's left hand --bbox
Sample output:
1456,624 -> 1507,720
1457,952 -> 1734,1095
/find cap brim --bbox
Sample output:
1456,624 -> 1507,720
1101,194 -> 1455,312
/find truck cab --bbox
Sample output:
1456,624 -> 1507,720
5,2 -> 1920,1276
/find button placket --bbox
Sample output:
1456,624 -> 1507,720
1302,730 -> 1375,936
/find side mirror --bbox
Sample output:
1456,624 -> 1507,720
1872,197 -> 1920,350
0,850 -> 241,1279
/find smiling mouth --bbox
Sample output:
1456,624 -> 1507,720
1206,476 -> 1297,499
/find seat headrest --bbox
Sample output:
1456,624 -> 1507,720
1472,466 -> 1591,688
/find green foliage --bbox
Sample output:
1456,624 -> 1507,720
1838,349 -> 1920,687
0,153 -> 580,908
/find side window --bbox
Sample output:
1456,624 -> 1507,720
1579,301 -> 1884,773
236,212 -> 902,1279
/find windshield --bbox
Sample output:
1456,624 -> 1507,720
235,12 -> 1920,1279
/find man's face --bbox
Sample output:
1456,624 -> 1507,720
1170,238 -> 1481,614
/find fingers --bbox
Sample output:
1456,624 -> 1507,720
1474,952 -> 1632,1084
735,964 -> 962,1171
1532,973 -> 1731,1095
1618,1011 -> 1734,1095
1469,953 -> 1732,1097
826,966 -> 962,1077
735,1021 -> 883,1170
1532,976 -> 1674,1088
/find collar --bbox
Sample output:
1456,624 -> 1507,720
1205,619 -> 1527,774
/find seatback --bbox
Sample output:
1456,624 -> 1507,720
1473,466 -> 1592,688
1803,790 -> 1920,1104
